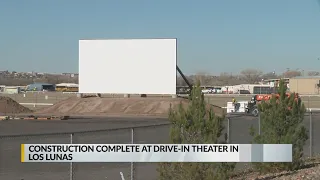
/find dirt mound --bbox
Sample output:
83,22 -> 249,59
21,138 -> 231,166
0,96 -> 33,114
35,97 -> 226,117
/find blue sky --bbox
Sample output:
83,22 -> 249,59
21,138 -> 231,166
1,0 -> 320,75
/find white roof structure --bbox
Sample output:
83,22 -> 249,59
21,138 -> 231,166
55,83 -> 79,88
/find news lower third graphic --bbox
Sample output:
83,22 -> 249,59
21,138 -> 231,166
21,144 -> 293,163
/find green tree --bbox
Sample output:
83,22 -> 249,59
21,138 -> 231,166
250,79 -> 308,172
157,81 -> 235,180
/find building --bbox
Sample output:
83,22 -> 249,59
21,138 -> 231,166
26,83 -> 55,91
262,78 -> 289,87
289,76 -> 320,94
0,85 -> 5,92
3,86 -> 21,94
55,83 -> 79,92
221,84 -> 274,94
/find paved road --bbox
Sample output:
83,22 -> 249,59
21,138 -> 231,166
0,117 -> 170,180
0,114 -> 320,180
0,117 -> 169,135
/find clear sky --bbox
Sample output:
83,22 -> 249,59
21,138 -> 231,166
1,0 -> 320,75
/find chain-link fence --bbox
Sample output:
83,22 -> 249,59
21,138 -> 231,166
0,123 -> 171,180
0,112 -> 319,180
226,110 -> 318,157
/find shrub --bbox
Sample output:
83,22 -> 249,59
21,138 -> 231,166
249,79 -> 308,172
158,81 -> 235,180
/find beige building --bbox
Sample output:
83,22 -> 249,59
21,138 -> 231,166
289,77 -> 320,94
3,86 -> 21,94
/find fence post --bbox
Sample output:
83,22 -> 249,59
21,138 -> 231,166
35,92 -> 38,109
309,109 -> 313,157
4,99 -> 7,115
14,94 -> 17,117
70,133 -> 74,180
258,113 -> 261,135
227,117 -> 230,143
131,128 -> 134,180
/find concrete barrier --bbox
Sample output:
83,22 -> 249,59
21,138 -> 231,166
0,116 -> 9,120
0,92 -> 320,97
202,94 -> 320,97
222,106 -> 320,112
19,103 -> 53,106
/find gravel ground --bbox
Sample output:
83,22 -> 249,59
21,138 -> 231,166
232,158 -> 320,180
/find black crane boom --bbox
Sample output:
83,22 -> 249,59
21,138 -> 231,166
176,65 -> 193,93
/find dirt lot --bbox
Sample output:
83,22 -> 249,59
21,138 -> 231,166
1,92 -> 320,111
0,96 -> 32,114
0,94 -> 225,117
231,158 -> 320,180
1,93 -> 320,179
34,96 -> 225,117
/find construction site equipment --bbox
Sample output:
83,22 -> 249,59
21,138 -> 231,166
176,65 -> 195,100
225,93 -> 300,116
177,66 -> 193,93
226,101 -> 248,113
245,93 -> 300,116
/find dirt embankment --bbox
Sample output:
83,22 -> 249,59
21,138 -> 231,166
35,97 -> 226,117
0,96 -> 33,114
